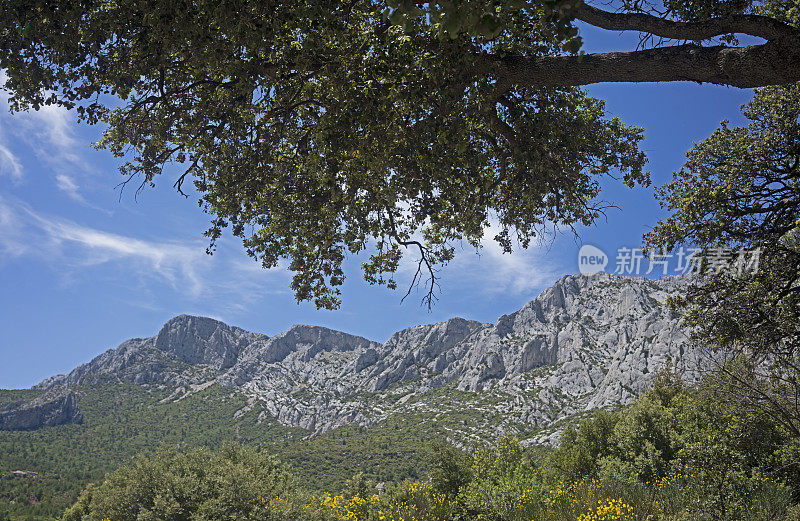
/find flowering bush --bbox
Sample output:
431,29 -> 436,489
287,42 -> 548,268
577,498 -> 635,521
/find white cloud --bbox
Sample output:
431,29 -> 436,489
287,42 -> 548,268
450,224 -> 563,296
0,143 -> 22,181
55,173 -> 88,203
0,196 -> 29,258
0,70 -> 88,200
47,221 -> 203,295
16,103 -> 86,178
29,104 -> 78,151
0,71 -> 78,154
0,196 -> 291,305
0,196 -> 204,295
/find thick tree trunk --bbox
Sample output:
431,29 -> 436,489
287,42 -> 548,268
497,40 -> 800,88
487,4 -> 800,89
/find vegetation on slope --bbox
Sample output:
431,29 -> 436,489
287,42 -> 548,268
0,383 -> 299,520
5,367 -> 799,521
1,379 -> 536,519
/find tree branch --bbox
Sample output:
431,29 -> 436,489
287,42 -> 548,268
574,4 -> 800,41
487,39 -> 800,90
384,208 -> 439,310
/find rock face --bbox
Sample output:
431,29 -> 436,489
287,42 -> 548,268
36,315 -> 270,388
29,273 -> 705,436
154,315 -> 266,369
0,388 -> 82,430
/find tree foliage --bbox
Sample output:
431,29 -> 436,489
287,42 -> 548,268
460,435 -> 543,520
645,84 -> 800,436
427,440 -> 474,497
4,0 -> 800,307
0,0 -> 658,309
542,371 -> 798,519
62,444 -> 312,521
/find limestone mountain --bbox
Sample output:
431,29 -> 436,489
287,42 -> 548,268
13,273 -> 704,440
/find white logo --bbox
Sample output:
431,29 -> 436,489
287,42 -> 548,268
578,245 -> 608,274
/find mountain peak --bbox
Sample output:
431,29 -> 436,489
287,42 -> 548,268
157,314 -> 228,338
154,314 -> 266,369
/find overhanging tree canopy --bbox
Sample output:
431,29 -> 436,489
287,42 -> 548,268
2,0 -> 798,308
645,84 -> 800,435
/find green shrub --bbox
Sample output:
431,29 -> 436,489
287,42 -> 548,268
427,440 -> 473,497
62,443 -> 322,521
542,409 -> 619,484
459,435 -> 544,521
541,369 -> 797,521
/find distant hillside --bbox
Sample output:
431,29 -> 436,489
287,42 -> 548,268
28,273 -> 700,436
0,273 -> 709,520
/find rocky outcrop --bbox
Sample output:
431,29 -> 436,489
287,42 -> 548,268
36,315 -> 269,388
368,317 -> 487,392
0,388 -> 82,430
30,273 -> 705,436
154,315 -> 266,369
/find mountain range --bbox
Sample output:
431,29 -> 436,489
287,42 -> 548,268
3,272 -> 706,444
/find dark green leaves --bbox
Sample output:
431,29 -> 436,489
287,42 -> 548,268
646,84 -> 800,435
0,0 -> 647,308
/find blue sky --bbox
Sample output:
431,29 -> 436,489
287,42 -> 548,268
0,25 -> 754,389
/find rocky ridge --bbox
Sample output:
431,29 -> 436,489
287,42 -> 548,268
26,273 -> 704,437
0,388 -> 82,430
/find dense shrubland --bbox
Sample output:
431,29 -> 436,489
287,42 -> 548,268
60,368 -> 800,521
